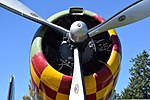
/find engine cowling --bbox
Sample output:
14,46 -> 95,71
30,8 -> 121,100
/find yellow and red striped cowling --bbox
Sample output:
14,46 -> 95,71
30,9 -> 121,100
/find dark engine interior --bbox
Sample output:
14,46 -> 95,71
42,14 -> 113,76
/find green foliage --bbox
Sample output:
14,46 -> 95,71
114,90 -> 120,99
119,50 -> 150,99
22,85 -> 33,100
22,95 -> 31,100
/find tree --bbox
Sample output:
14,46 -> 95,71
114,90 -> 120,99
22,84 -> 42,100
22,95 -> 31,100
22,85 -> 34,100
120,50 -> 150,99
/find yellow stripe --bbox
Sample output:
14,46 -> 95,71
108,29 -> 117,36
96,80 -> 114,100
84,75 -> 96,95
107,51 -> 121,75
112,67 -> 120,89
113,67 -> 120,79
41,65 -> 63,92
39,89 -> 53,100
56,93 -> 68,100
30,64 -> 40,87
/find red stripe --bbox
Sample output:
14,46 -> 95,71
93,15 -> 105,23
39,81 -> 57,99
94,66 -> 113,92
111,35 -> 122,55
32,52 -> 48,78
31,76 -> 39,93
58,75 -> 72,94
86,93 -> 96,100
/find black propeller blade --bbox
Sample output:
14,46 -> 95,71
88,0 -> 150,37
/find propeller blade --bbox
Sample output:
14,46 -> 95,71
69,48 -> 86,100
7,75 -> 15,100
0,0 -> 69,35
88,0 -> 150,37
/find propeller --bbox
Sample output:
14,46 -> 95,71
88,0 -> 150,37
69,21 -> 87,100
69,48 -> 86,100
1,0 -> 150,38
0,0 -> 69,35
63,0 -> 150,98
7,75 -> 15,100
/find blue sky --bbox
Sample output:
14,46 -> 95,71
0,0 -> 150,99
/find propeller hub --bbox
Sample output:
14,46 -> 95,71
69,21 -> 88,43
